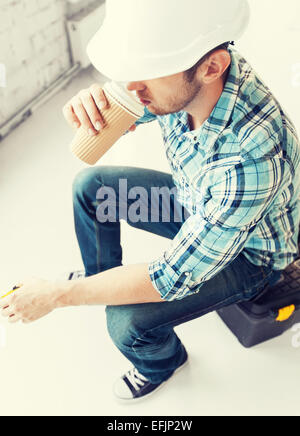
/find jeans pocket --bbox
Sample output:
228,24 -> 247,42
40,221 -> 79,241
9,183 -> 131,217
242,268 -> 280,301
243,281 -> 269,301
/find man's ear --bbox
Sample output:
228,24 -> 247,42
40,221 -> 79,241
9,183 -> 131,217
200,50 -> 231,85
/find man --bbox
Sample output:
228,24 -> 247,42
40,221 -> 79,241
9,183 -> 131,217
1,0 -> 300,403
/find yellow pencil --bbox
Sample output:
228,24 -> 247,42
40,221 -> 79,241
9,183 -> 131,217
1,286 -> 20,300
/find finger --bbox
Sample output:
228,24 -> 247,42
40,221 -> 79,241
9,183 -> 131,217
71,95 -> 98,136
0,296 -> 13,309
22,319 -> 32,324
89,84 -> 110,128
1,307 -> 14,318
78,89 -> 106,132
90,85 -> 109,111
128,124 -> 137,132
8,314 -> 22,324
62,102 -> 81,130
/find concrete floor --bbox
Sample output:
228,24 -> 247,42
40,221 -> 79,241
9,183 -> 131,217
0,0 -> 300,417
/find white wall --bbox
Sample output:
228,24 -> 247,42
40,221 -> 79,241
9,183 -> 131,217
0,0 -> 102,127
238,0 -> 300,127
0,0 -> 300,417
0,0 -> 299,131
0,0 -> 70,125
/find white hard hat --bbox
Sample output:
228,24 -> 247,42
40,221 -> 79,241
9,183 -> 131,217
87,0 -> 250,82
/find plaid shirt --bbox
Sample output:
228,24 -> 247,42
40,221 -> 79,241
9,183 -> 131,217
134,49 -> 300,301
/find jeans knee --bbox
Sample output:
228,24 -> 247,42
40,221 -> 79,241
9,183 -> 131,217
106,306 -> 169,355
73,168 -> 98,201
105,306 -> 140,349
73,166 -> 122,204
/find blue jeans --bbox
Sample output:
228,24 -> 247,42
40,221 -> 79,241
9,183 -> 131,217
73,166 -> 282,384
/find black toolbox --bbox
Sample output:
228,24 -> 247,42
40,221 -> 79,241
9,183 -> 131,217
217,239 -> 300,348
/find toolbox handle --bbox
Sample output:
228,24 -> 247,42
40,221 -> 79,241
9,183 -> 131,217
269,304 -> 299,322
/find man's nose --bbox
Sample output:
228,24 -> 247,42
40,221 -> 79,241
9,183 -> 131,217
127,82 -> 147,92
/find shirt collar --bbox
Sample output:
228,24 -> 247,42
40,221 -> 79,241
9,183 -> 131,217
178,49 -> 240,145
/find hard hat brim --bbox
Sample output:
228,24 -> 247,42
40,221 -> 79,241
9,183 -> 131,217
86,0 -> 250,82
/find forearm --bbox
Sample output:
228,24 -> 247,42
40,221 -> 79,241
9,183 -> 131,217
57,263 -> 165,307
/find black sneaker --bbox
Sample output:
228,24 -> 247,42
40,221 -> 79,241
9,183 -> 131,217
113,349 -> 189,403
67,271 -> 86,280
55,270 -> 86,282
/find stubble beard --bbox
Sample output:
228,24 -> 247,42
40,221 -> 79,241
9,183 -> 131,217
147,78 -> 202,116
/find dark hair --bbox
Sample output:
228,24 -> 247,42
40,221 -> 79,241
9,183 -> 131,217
184,41 -> 232,82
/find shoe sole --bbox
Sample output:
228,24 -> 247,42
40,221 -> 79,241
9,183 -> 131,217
114,357 -> 189,405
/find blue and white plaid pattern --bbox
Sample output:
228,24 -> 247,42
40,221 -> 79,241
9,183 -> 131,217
135,49 -> 300,301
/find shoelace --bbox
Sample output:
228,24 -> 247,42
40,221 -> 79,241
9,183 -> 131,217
126,368 -> 149,391
69,271 -> 86,280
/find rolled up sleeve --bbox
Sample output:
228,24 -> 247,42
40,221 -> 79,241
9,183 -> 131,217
123,107 -> 157,135
149,157 -> 283,301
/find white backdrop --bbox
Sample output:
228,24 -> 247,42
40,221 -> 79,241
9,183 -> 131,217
0,0 -> 300,417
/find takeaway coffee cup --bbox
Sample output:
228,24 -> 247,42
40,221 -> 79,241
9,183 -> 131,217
70,81 -> 145,165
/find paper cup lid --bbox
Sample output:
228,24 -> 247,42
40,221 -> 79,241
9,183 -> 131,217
103,81 -> 145,118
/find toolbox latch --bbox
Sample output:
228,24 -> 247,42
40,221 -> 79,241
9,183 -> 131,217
275,305 -> 296,322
